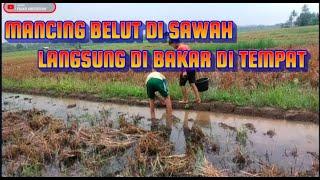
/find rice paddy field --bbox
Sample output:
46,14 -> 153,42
2,25 -> 319,112
1,93 -> 319,177
1,25 -> 319,177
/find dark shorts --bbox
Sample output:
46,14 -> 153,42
179,70 -> 196,86
146,78 -> 169,99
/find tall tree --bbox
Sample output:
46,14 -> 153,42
295,4 -> 313,26
310,12 -> 319,25
290,10 -> 297,27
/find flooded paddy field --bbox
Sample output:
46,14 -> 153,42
2,92 -> 319,177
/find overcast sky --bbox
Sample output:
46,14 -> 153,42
2,3 -> 319,42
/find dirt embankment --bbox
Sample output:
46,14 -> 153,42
3,88 -> 319,124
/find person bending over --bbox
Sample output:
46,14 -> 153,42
146,70 -> 173,123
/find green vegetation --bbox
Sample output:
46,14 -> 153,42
2,25 -> 319,60
236,126 -> 248,146
282,4 -> 319,28
3,77 -> 319,111
20,163 -> 42,177
2,50 -> 37,60
2,25 -> 319,112
202,83 -> 319,112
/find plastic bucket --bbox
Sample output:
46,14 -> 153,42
195,78 -> 209,92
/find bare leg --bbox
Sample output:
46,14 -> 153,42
149,99 -> 156,120
190,83 -> 201,103
183,111 -> 189,128
180,86 -> 189,103
164,96 -> 173,128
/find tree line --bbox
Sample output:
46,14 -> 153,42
282,4 -> 319,28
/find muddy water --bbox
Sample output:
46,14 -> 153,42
2,92 -> 319,174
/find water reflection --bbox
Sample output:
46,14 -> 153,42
2,92 -> 319,172
195,111 -> 211,128
153,111 -> 207,155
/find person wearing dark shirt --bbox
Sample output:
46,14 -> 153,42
169,38 -> 201,104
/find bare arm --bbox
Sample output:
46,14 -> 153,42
155,93 -> 166,105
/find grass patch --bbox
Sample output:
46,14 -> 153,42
2,50 -> 37,60
2,77 -> 99,94
20,163 -> 42,177
3,77 -> 319,112
201,83 -> 319,111
100,81 -> 145,99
